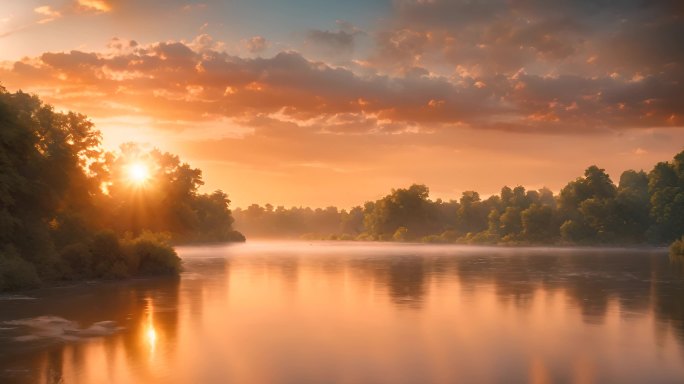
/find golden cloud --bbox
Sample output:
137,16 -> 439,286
34,5 -> 62,24
1,37 -> 681,138
77,0 -> 112,13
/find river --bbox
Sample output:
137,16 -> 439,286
1,242 -> 683,383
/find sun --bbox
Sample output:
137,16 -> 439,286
127,162 -> 150,185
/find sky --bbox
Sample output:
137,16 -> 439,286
1,0 -> 683,208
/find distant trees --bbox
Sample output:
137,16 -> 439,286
0,87 -> 242,291
363,184 -> 441,240
557,166 -> 616,243
456,191 -> 490,236
233,204 -> 349,239
648,152 -> 684,243
233,149 -> 684,248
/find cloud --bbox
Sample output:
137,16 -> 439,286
182,3 -> 208,12
244,36 -> 268,54
34,6 -> 62,24
306,21 -> 363,55
370,0 -> 684,80
307,29 -> 356,52
77,0 -> 112,13
3,1 -> 115,39
107,37 -> 138,51
3,1 -> 684,207
1,36 -> 681,137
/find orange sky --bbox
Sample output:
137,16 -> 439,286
2,0 -> 683,208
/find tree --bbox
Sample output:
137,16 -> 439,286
364,184 -> 438,240
103,144 -> 242,242
499,207 -> 523,238
340,206 -> 365,235
521,204 -> 558,242
613,170 -> 650,242
558,166 -> 618,243
648,151 -> 684,243
0,88 -> 241,290
456,191 -> 489,235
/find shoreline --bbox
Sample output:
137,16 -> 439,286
214,239 -> 670,251
2,241 -> 671,295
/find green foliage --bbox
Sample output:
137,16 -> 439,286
393,227 -> 409,242
59,243 -> 93,279
90,230 -> 124,277
364,184 -> 438,240
670,237 -> 684,262
105,144 -> 244,243
500,207 -> 523,237
232,151 -> 684,248
456,191 -> 490,234
560,219 -> 594,243
0,247 -> 40,291
56,231 -> 180,280
521,204 -> 558,242
234,204 -> 349,239
613,170 -> 650,242
121,234 -> 181,276
648,154 -> 684,243
0,87 -> 238,291
464,231 -> 500,244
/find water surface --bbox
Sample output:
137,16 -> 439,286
1,242 -> 683,383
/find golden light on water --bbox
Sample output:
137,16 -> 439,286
144,298 -> 157,357
146,326 -> 157,345
4,246 -> 684,383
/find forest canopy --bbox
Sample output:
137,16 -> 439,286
0,87 -> 243,291
234,150 -> 684,247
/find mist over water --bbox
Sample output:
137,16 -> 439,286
1,242 -> 683,383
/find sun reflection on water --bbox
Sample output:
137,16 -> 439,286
2,245 -> 684,383
144,297 -> 157,356
146,325 -> 157,346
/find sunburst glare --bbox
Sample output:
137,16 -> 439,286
127,162 -> 150,185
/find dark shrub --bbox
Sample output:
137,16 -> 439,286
670,236 -> 684,262
123,234 -> 181,276
59,243 -> 94,279
0,247 -> 40,291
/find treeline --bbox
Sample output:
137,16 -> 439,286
233,205 -> 360,239
0,87 -> 242,291
234,150 -> 684,247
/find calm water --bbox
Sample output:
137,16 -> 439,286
1,242 -> 683,384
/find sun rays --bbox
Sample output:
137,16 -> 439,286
127,162 -> 150,186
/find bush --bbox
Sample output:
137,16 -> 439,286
670,236 -> 684,262
421,234 -> 447,243
0,247 -> 41,291
59,243 -> 94,279
355,233 -> 374,241
300,233 -> 323,240
90,230 -> 124,277
52,231 -> 181,282
393,227 -> 409,242
122,235 -> 181,276
226,230 -> 246,242
466,231 -> 499,244
560,219 -> 593,243
440,230 -> 460,242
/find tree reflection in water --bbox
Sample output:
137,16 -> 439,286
0,244 -> 682,384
